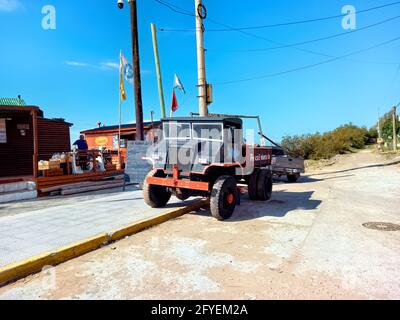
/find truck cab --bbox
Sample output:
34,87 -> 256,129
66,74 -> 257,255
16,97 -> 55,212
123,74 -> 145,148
152,117 -> 244,174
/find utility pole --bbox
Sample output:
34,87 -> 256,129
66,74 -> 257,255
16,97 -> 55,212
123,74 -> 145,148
377,110 -> 382,140
195,0 -> 208,117
151,23 -> 166,119
129,0 -> 144,140
393,106 -> 397,151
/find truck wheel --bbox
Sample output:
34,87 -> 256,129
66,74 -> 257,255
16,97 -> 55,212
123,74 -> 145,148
143,170 -> 171,208
257,169 -> 273,201
287,174 -> 298,183
210,176 -> 238,221
175,188 -> 190,201
248,169 -> 259,200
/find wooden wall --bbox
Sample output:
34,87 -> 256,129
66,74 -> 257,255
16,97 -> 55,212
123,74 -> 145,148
0,112 -> 34,177
37,118 -> 71,161
0,112 -> 72,178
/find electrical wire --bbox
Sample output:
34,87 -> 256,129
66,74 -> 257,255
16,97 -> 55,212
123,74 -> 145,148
158,1 -> 400,32
155,0 -> 398,62
214,35 -> 400,85
154,1 -> 400,79
221,15 -> 400,53
154,0 -> 194,17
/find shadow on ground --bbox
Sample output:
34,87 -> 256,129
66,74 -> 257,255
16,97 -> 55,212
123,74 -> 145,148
273,174 -> 354,184
192,190 -> 322,222
309,160 -> 400,176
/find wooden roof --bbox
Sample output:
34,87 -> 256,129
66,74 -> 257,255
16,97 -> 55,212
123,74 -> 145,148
82,121 -> 161,134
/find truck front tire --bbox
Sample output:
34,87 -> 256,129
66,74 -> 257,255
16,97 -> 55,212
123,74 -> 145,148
210,176 -> 238,221
143,170 -> 172,208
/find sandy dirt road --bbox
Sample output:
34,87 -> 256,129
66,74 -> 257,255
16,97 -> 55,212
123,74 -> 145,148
0,149 -> 399,300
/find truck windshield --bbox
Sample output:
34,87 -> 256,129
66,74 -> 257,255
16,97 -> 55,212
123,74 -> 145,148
192,123 -> 223,141
163,122 -> 191,140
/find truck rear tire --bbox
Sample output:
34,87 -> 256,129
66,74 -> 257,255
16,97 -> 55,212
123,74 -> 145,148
210,176 -> 238,221
143,170 -> 172,208
257,169 -> 273,201
248,169 -> 259,200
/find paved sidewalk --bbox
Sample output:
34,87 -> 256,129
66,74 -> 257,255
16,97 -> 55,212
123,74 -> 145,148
0,188 -> 195,267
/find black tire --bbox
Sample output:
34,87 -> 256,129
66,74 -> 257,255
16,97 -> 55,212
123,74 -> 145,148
248,169 -> 259,200
257,169 -> 273,201
210,176 -> 238,221
287,174 -> 298,183
175,188 -> 191,201
143,170 -> 171,208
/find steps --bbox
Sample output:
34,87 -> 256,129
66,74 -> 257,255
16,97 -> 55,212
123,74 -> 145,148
0,181 -> 37,203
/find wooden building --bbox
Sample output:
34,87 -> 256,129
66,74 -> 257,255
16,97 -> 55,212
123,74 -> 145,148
81,121 -> 160,164
0,98 -> 72,180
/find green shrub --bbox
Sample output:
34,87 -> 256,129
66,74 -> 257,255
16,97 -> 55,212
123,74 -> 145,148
281,123 -> 371,160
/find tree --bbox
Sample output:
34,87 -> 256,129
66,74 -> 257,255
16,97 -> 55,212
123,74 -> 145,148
381,117 -> 400,141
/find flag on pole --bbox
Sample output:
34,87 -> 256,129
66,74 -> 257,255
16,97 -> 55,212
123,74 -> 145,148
171,90 -> 179,113
119,52 -> 127,101
119,72 -> 126,101
173,73 -> 186,94
120,52 -> 134,83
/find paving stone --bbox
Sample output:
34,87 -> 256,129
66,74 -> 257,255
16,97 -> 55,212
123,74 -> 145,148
0,189 -> 190,267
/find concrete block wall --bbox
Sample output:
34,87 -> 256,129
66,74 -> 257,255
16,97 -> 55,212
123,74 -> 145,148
0,181 -> 37,203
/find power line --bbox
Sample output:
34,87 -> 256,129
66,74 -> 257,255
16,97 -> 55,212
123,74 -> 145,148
222,15 -> 400,53
206,10 -> 400,65
214,35 -> 400,85
159,1 -> 400,32
209,1 -> 400,31
155,0 -> 397,62
155,1 -> 400,73
154,0 -> 194,17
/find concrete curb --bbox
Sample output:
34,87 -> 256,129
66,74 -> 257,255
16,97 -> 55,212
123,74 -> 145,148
0,199 -> 208,287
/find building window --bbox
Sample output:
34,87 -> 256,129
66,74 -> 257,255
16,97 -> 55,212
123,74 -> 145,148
0,119 -> 6,143
113,134 -> 127,149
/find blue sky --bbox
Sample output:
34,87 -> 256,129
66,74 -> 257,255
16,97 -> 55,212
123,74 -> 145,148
0,0 -> 399,142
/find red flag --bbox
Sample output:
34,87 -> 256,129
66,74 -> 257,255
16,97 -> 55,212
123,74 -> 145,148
171,90 -> 178,112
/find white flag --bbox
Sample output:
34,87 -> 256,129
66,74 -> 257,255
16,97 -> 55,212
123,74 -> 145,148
120,51 -> 134,84
173,73 -> 186,94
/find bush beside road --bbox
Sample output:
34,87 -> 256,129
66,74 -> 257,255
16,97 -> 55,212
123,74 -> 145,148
281,123 -> 377,160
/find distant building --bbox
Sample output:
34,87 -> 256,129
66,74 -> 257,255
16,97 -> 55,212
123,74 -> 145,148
81,121 -> 161,165
0,98 -> 72,179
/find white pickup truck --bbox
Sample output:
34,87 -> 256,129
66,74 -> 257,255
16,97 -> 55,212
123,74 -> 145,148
271,147 -> 305,182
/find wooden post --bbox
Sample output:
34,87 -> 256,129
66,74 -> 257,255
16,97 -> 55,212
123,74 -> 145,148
151,23 -> 166,119
129,0 -> 144,141
31,109 -> 38,178
393,106 -> 397,151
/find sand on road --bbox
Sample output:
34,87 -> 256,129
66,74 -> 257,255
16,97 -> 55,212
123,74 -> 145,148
0,149 -> 399,300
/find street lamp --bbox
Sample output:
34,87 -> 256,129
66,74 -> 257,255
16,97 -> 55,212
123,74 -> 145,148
117,0 -> 145,141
